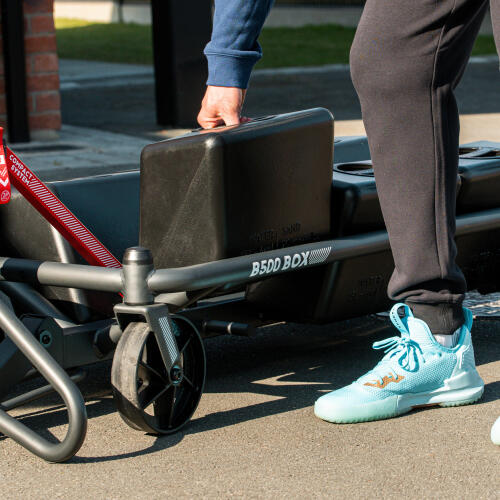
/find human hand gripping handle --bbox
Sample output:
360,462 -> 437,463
197,86 -> 248,129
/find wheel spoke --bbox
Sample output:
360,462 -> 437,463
179,335 -> 192,355
153,385 -> 176,428
142,383 -> 173,410
167,387 -> 177,427
183,374 -> 194,389
139,360 -> 168,384
137,382 -> 160,410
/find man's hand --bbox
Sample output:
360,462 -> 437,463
198,86 -> 247,129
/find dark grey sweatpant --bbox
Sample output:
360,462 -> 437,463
350,0 -> 500,334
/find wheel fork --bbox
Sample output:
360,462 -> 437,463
114,247 -> 181,376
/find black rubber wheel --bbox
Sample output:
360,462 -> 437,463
111,316 -> 206,434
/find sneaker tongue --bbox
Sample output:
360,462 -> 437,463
406,317 -> 437,350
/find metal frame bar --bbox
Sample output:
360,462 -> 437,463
0,300 -> 87,462
0,208 -> 499,296
0,259 -> 123,292
1,371 -> 86,411
0,281 -> 71,322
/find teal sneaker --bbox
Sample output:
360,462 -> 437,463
314,303 -> 484,423
492,417 -> 500,445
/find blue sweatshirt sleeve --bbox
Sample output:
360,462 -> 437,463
204,0 -> 274,89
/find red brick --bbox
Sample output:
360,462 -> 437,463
32,53 -> 59,73
34,92 -> 60,112
29,14 -> 55,35
28,95 -> 36,113
29,112 -> 61,131
25,34 -> 57,53
24,0 -> 54,15
27,73 -> 59,92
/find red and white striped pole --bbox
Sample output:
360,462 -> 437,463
2,128 -> 121,269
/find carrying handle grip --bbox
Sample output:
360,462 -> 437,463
0,300 -> 87,462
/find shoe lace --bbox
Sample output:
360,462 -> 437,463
358,303 -> 424,385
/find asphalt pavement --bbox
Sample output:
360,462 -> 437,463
1,317 -> 499,498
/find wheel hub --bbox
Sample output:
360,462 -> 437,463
170,364 -> 183,385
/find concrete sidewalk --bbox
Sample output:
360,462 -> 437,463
11,124 -> 151,181
58,55 -> 500,144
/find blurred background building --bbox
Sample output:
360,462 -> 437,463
1,0 -> 61,141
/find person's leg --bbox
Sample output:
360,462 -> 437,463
350,0 -> 489,336
492,0 -> 500,55
315,0 -> 491,424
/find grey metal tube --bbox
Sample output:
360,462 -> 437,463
1,371 -> 86,411
0,300 -> 87,462
148,232 -> 388,293
0,281 -> 71,322
0,258 -> 123,293
1,208 -> 500,298
147,207 -> 500,293
454,208 -> 500,235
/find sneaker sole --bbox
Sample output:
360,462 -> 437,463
314,385 -> 484,424
492,417 -> 500,445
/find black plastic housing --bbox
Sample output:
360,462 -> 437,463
331,160 -> 383,237
247,141 -> 389,320
140,108 -> 334,269
333,136 -> 371,163
246,142 -> 485,324
0,172 -> 140,321
457,141 -> 500,214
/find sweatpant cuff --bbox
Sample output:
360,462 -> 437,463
406,302 -> 465,335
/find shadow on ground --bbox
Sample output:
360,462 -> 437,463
4,316 -> 499,463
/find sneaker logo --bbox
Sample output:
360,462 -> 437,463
364,373 -> 405,389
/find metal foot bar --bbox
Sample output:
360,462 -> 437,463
1,370 -> 86,411
0,300 -> 87,462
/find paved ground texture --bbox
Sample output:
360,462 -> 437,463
0,316 -> 499,498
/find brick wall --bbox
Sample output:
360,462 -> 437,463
0,0 -> 61,137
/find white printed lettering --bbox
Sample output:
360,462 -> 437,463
272,257 -> 281,272
291,254 -> 301,268
300,251 -> 310,267
266,259 -> 274,273
259,260 -> 267,275
282,255 -> 291,270
250,261 -> 260,277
